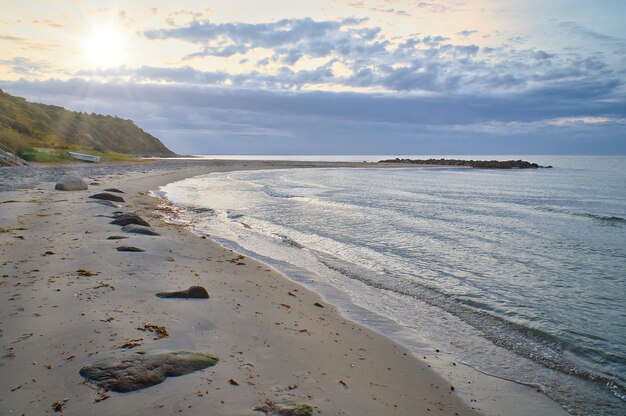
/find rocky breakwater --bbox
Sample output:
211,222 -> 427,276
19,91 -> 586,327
379,158 -> 552,169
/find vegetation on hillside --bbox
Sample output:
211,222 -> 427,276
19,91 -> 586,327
0,89 -> 175,160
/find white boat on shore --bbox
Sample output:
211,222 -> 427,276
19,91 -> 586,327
67,151 -> 101,163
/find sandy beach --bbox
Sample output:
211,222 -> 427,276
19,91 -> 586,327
0,160 -> 568,416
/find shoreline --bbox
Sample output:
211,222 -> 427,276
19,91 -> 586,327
0,160 -> 567,415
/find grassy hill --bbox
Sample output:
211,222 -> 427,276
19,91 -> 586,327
0,89 -> 175,162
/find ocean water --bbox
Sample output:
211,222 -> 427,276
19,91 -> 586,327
160,156 -> 626,415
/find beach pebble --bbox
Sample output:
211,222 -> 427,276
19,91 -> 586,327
89,192 -> 125,203
253,401 -> 314,416
122,224 -> 160,236
110,213 -> 150,227
88,200 -> 121,208
116,246 -> 145,252
79,351 -> 219,392
156,286 -> 210,299
54,176 -> 87,191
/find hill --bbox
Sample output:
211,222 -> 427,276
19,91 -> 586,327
0,89 -> 175,160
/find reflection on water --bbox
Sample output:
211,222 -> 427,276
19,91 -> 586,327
161,156 -> 626,415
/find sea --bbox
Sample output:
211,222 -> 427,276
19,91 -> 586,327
158,155 -> 626,415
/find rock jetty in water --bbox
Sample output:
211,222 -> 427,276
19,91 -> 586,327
378,158 -> 551,169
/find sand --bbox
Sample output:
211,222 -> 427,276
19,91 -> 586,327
0,160 -> 568,415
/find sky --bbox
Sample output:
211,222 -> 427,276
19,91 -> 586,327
1,0 -> 625,155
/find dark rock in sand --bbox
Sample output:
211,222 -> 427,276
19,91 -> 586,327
89,192 -> 125,203
110,213 -> 150,227
55,176 -> 88,191
107,235 -> 128,240
156,286 -> 209,299
79,351 -> 219,392
116,246 -> 145,252
103,188 -> 125,193
88,200 -> 121,208
122,224 -> 160,236
254,401 -> 314,416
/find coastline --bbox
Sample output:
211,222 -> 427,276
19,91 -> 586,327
0,160 -> 567,415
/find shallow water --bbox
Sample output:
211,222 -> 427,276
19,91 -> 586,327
161,155 -> 626,415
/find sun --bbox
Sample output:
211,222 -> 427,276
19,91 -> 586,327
83,23 -> 126,68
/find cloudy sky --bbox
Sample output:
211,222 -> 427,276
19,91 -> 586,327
1,0 -> 625,155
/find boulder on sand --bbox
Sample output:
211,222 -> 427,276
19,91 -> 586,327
122,224 -> 160,236
111,213 -> 150,227
88,200 -> 120,208
103,188 -> 125,193
79,351 -> 219,392
116,246 -> 145,252
55,176 -> 88,191
89,192 -> 125,203
156,286 -> 209,299
254,401 -> 314,416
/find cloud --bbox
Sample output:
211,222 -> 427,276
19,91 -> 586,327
457,30 -> 477,37
3,77 -> 623,126
416,1 -> 464,13
0,57 -> 47,74
2,77 -> 623,155
348,1 -> 412,17
559,21 -> 625,44
73,40 -> 619,97
137,16 -> 625,97
144,17 -> 386,62
32,19 -> 63,29
0,34 -> 22,41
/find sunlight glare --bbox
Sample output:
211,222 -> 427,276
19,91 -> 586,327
83,23 -> 126,68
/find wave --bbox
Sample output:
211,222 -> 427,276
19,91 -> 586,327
227,211 -> 244,219
315,252 -> 626,403
261,185 -> 299,199
273,233 -> 304,249
536,207 -> 625,224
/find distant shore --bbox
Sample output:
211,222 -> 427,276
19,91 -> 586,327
0,159 -> 567,415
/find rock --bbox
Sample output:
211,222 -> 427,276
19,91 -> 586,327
378,158 -> 546,169
103,188 -> 125,193
89,193 -> 125,203
107,235 -> 128,240
254,401 -> 314,416
110,213 -> 150,227
88,200 -> 121,208
122,224 -> 160,236
79,351 -> 219,392
51,400 -> 64,412
156,286 -> 209,299
116,246 -> 145,252
55,176 -> 88,191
